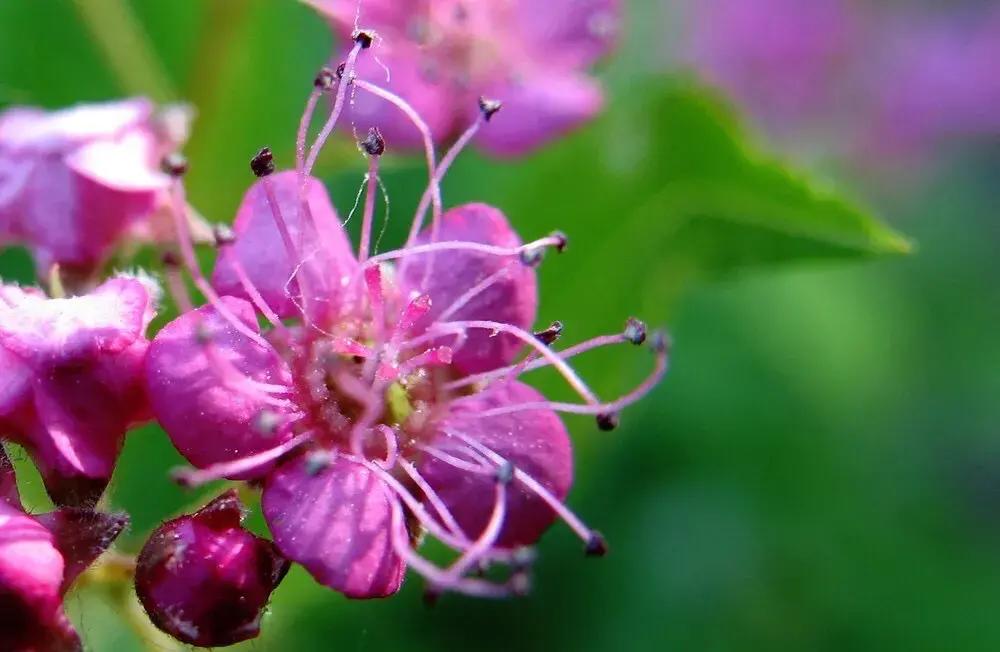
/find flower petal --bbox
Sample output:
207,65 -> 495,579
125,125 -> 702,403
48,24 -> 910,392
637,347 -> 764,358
0,98 -> 151,154
262,453 -> 405,599
35,508 -> 128,591
419,381 -> 573,548
0,501 -> 80,652
399,203 -> 537,374
475,72 -> 604,157
64,128 -> 170,192
513,0 -> 621,68
0,277 -> 151,366
145,298 -> 296,474
211,171 -> 358,322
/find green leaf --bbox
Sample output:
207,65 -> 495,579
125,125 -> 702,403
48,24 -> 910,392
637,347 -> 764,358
447,80 -> 912,322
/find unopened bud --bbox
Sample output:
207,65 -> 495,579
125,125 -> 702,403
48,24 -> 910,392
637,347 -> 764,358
250,147 -> 275,177
135,491 -> 289,647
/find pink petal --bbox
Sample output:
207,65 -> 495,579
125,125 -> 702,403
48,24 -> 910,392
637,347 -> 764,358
339,40 -> 461,152
418,381 -> 573,548
64,128 -> 170,192
6,156 -> 159,275
0,501 -> 80,652
145,298 -> 297,474
399,203 -> 537,374
0,277 -> 151,366
475,72 -> 604,157
513,0 -> 621,68
211,171 -> 358,322
0,99 -> 152,154
304,0 -> 415,33
262,453 -> 405,599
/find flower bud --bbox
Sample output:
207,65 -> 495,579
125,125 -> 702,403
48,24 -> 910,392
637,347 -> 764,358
136,491 -> 289,647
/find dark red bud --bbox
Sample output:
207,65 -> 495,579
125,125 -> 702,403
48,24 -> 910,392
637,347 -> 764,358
314,66 -> 336,90
534,320 -> 564,345
136,491 -> 289,647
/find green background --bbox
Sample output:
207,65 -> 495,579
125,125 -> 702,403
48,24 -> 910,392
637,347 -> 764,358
1,1 -> 997,650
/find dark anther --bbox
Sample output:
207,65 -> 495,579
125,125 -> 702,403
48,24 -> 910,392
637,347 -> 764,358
512,546 -> 537,571
314,66 -> 336,90
304,451 -> 331,476
650,330 -> 671,355
253,410 -> 281,436
160,251 -> 180,267
360,127 -> 385,156
585,531 -> 608,557
478,96 -> 503,121
534,320 -> 564,346
336,62 -> 347,79
623,317 -> 647,345
250,147 -> 275,177
423,586 -> 441,607
212,223 -> 236,247
160,152 -> 188,177
169,467 -> 195,489
509,571 -> 532,597
495,460 -> 515,485
596,412 -> 619,431
519,247 -> 544,267
353,29 -> 375,48
194,324 -> 213,346
550,230 -> 568,253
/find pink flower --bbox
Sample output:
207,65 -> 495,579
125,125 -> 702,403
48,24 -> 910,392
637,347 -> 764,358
145,82 -> 667,602
0,99 -> 191,282
682,0 -> 858,127
135,491 -> 289,647
303,0 -> 620,156
0,446 -> 128,652
0,275 -> 156,506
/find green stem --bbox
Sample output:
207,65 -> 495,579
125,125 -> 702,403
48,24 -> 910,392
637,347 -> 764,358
71,0 -> 175,101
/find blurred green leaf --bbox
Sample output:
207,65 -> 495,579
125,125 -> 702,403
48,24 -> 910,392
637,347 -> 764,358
450,81 -> 912,322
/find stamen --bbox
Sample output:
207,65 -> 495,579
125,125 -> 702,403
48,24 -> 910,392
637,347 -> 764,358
358,129 -> 383,263
436,265 -> 513,323
397,458 -> 467,541
442,482 -> 507,581
534,321 -> 564,346
166,181 -> 270,349
361,234 -> 565,272
304,41 -> 365,176
446,432 -> 600,549
170,433 -> 311,488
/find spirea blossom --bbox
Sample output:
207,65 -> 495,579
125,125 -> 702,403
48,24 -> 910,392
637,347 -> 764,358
144,58 -> 668,601
0,275 -> 156,506
0,99 -> 191,283
0,446 -> 127,651
304,0 -> 620,156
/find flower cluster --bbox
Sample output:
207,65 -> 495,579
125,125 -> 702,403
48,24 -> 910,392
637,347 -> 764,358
0,2 -> 669,648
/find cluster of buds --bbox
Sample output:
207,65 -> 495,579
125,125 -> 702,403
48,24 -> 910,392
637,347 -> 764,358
0,2 -> 666,648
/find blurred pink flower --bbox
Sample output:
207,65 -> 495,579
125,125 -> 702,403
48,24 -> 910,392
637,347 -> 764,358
0,446 -> 127,652
0,275 -> 156,506
304,0 -> 620,156
0,99 -> 191,281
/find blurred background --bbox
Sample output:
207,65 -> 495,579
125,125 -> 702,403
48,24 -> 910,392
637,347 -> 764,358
1,0 -> 998,650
